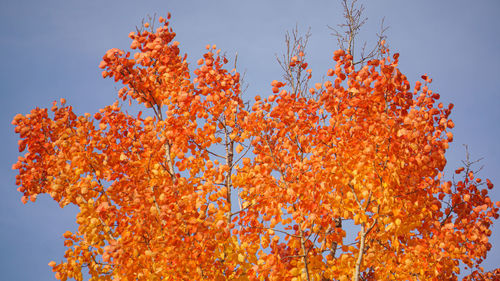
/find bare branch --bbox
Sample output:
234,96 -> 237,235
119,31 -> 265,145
329,0 -> 389,68
276,25 -> 312,98
328,0 -> 367,55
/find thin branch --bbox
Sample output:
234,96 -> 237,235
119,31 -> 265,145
276,25 -> 312,97
329,0 -> 389,68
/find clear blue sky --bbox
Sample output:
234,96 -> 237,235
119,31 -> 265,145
1,1 -> 499,280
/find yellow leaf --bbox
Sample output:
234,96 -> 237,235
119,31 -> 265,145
236,144 -> 244,154
238,253 -> 245,263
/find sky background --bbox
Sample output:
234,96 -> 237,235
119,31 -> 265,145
1,0 -> 499,280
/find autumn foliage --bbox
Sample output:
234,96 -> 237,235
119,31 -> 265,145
12,14 -> 500,281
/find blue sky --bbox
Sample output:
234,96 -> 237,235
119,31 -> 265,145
1,0 -> 499,280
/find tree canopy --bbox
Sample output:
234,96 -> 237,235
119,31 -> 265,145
12,10 -> 500,281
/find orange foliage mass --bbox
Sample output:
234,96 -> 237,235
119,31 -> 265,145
12,15 -> 499,281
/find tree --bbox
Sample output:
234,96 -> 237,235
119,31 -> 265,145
12,7 -> 499,281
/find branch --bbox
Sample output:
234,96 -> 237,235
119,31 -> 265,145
246,226 -> 301,238
353,224 -> 367,281
299,225 -> 312,281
